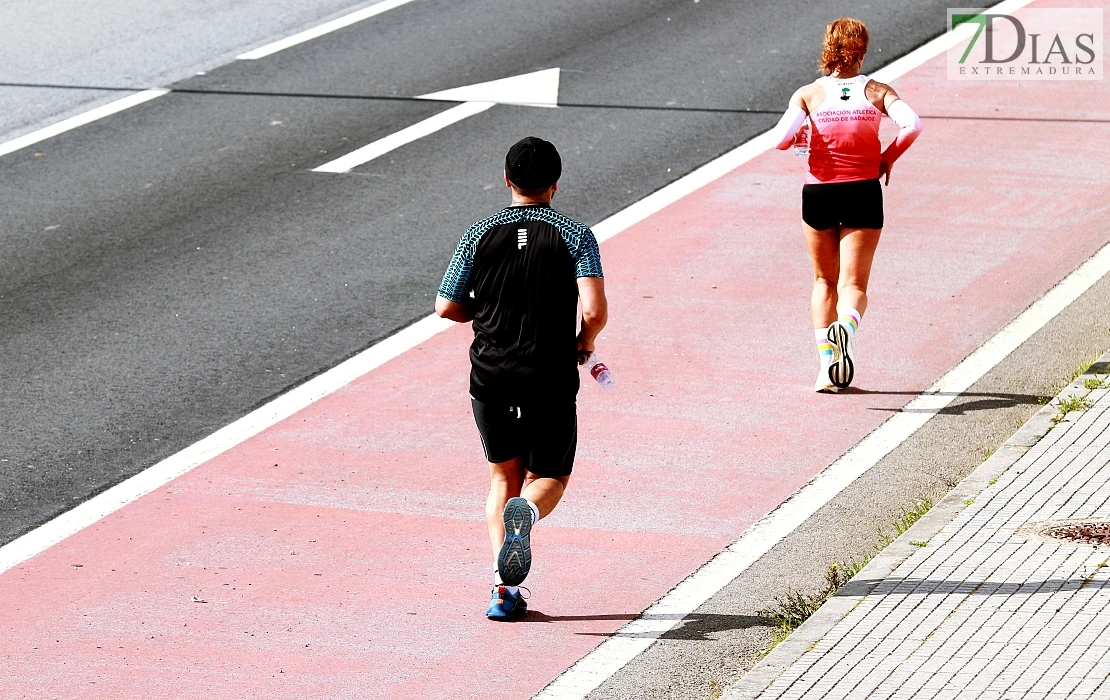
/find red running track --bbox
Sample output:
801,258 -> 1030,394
4,11 -> 1109,698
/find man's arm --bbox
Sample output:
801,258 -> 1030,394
435,295 -> 472,323
437,222 -> 482,322
576,276 -> 608,363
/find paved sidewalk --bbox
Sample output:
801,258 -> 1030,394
728,353 -> 1110,700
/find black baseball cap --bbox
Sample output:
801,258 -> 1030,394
505,137 -> 561,191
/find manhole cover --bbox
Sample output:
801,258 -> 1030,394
1028,520 -> 1110,546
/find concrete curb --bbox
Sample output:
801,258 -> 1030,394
721,351 -> 1110,700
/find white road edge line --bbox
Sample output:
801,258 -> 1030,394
0,314 -> 452,574
0,0 -> 418,157
237,0 -> 420,60
313,101 -> 494,173
0,89 -> 169,160
0,97 -> 777,575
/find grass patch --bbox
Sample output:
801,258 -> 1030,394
760,561 -> 863,654
964,498 -> 975,506
876,499 -> 934,549
988,477 -> 998,486
1068,355 -> 1100,383
1085,377 -> 1106,391
1053,395 -> 1094,425
910,540 -> 928,548
759,499 -> 933,653
1037,396 -> 1052,405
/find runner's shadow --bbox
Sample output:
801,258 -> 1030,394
872,394 -> 1044,415
519,612 -> 637,623
838,388 -> 1045,415
520,611 -> 770,641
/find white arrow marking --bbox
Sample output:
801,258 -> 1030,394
416,67 -> 559,108
313,68 -> 560,174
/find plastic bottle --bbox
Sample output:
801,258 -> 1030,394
793,121 -> 810,157
583,352 -> 615,389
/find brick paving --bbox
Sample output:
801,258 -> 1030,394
734,382 -> 1110,699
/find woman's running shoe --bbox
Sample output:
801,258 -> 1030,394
826,321 -> 855,389
486,585 -> 528,621
497,497 -> 532,586
815,370 -> 840,393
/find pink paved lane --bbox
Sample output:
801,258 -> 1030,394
5,14 -> 1110,700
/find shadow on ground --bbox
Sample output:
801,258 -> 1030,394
519,611 -> 771,641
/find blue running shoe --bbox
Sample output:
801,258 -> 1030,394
497,497 -> 532,586
485,585 -> 528,621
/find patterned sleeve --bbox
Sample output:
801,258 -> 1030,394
438,226 -> 480,302
568,226 -> 604,279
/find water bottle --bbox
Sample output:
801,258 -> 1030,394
584,352 -> 615,389
793,121 -> 810,157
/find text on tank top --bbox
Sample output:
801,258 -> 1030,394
805,74 -> 883,184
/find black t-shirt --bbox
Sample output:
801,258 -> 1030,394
438,204 -> 603,404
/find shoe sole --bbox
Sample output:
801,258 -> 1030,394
827,323 -> 854,389
497,497 -> 532,586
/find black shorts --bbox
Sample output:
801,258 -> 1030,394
801,178 -> 884,231
471,398 -> 577,478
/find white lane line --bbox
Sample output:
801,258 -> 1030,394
0,89 -> 169,160
313,101 -> 494,173
237,0 -> 420,60
592,131 -> 775,243
0,84 -> 769,572
0,314 -> 453,575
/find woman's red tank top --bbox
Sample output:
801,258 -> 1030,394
805,74 -> 883,185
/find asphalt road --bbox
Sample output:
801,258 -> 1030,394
0,0 -> 401,142
0,0 -> 956,545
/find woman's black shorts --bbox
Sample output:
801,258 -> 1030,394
801,178 -> 884,231
471,398 -> 577,478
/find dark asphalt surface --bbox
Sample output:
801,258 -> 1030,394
0,0 -> 954,544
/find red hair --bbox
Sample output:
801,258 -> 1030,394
820,18 -> 870,75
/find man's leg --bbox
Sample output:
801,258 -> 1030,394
486,458 -> 526,559
485,458 -> 531,621
521,473 -> 571,520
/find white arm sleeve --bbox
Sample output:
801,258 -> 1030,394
769,105 -> 807,151
883,99 -> 922,163
886,99 -> 922,132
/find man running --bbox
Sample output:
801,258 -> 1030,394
435,137 -> 607,621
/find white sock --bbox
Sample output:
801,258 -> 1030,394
837,308 -> 861,338
493,568 -> 519,595
815,328 -> 833,367
526,499 -> 539,526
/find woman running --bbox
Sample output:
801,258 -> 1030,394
769,18 -> 922,392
